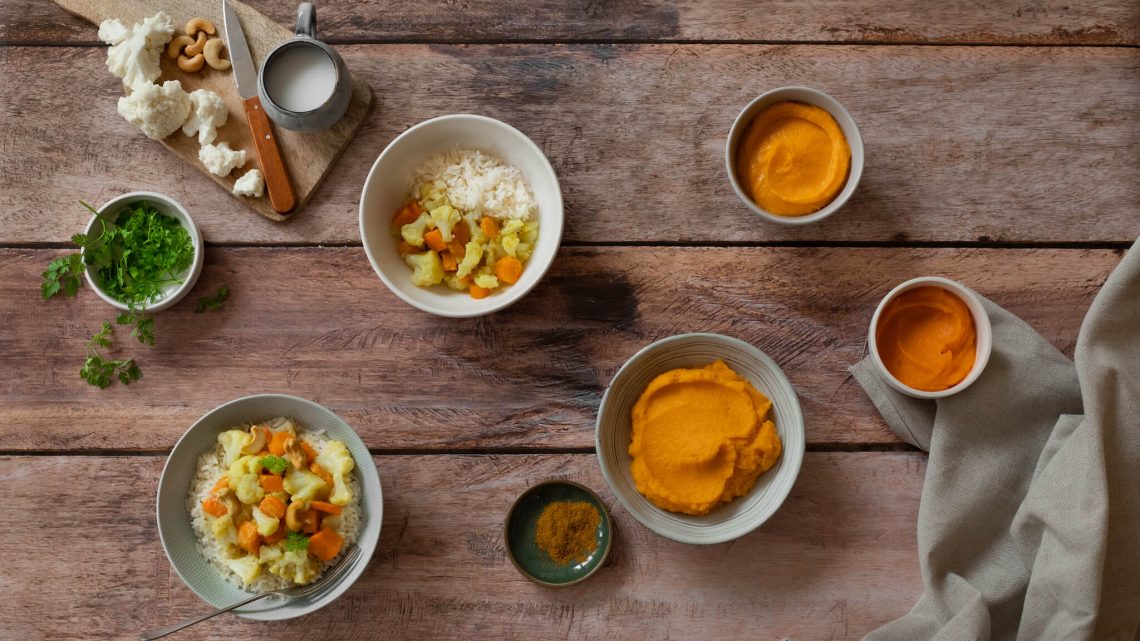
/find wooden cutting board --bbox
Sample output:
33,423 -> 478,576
54,0 -> 373,221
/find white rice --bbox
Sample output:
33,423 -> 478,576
187,419 -> 362,592
410,149 -> 537,220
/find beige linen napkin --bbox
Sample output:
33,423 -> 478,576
849,239 -> 1140,641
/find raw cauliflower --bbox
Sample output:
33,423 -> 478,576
99,12 -> 174,90
117,80 -> 191,140
182,89 -> 228,145
233,169 -> 265,197
199,142 -> 247,177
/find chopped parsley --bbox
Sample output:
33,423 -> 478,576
285,531 -> 310,552
259,455 -> 288,474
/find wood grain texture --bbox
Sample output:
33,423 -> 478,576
5,0 -> 1138,44
48,0 -> 372,221
0,247 -> 1118,451
2,452 -> 924,641
1,44 -> 1137,245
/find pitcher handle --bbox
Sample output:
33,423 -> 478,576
296,3 -> 316,38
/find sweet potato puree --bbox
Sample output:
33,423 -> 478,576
629,361 -> 782,515
876,287 -> 977,391
735,101 -> 850,216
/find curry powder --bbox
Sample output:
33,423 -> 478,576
534,500 -> 600,565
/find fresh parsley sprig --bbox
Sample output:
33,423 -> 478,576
194,285 -> 229,313
259,455 -> 289,474
285,531 -> 310,552
79,322 -> 141,389
117,308 -> 156,345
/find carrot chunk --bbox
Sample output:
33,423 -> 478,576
238,520 -> 261,556
480,216 -> 499,239
469,284 -> 491,299
441,251 -> 458,272
397,241 -> 417,257
300,440 -> 318,461
259,474 -> 284,493
308,526 -> 345,562
301,509 -> 320,534
493,257 -> 523,285
262,522 -> 287,544
268,430 -> 291,456
424,228 -> 447,253
201,496 -> 227,517
210,476 -> 229,494
390,202 -> 422,232
310,500 -> 343,515
259,495 -> 286,519
310,462 -> 333,486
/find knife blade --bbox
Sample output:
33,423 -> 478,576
223,0 -> 295,214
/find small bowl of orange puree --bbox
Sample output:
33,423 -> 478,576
726,86 -> 864,225
869,277 -> 993,399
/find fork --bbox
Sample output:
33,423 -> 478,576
138,545 -> 362,640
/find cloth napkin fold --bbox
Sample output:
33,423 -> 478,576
850,239 -> 1140,641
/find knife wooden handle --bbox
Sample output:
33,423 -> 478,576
242,95 -> 295,214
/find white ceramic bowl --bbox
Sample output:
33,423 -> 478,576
359,114 -> 564,318
595,333 -> 805,545
157,394 -> 383,620
82,191 -> 204,312
868,276 -> 993,399
725,86 -> 864,226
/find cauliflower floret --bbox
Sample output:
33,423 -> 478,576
227,455 -> 265,505
233,169 -> 265,198
443,274 -> 467,292
252,506 -> 280,537
521,221 -> 539,244
224,555 -> 262,586
315,441 -> 356,506
283,468 -> 328,503
456,241 -> 483,278
515,241 -> 533,262
117,80 -> 191,140
259,542 -> 284,565
400,213 -> 432,247
267,547 -> 318,585
218,429 -> 254,468
429,205 -> 461,242
209,512 -> 237,546
404,251 -> 444,287
501,219 -> 525,236
182,89 -> 228,145
99,12 -> 174,90
199,142 -> 247,177
266,417 -> 296,435
474,273 -> 500,290
501,233 -> 520,258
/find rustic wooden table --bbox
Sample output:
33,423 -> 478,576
1,2 -> 1136,639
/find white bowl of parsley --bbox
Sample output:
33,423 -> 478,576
81,192 -> 204,313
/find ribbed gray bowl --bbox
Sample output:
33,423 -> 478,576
595,334 -> 805,544
157,394 -> 382,620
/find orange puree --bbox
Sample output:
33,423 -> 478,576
876,287 -> 977,391
735,101 -> 850,216
629,361 -> 782,515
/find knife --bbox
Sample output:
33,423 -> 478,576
223,0 -> 295,214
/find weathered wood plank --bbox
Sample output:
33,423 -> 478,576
7,0 -> 1138,45
0,247 -> 1117,451
1,45 -> 1137,245
1,452 -> 925,640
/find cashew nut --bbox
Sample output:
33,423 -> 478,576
282,436 -> 307,470
184,32 -> 208,57
204,38 -> 231,71
177,53 -> 205,73
184,17 -> 216,37
241,425 -> 270,455
285,500 -> 307,532
166,34 -> 195,59
217,487 -> 240,518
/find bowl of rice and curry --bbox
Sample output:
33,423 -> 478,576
595,333 -> 806,544
157,394 -> 382,620
359,114 -> 564,318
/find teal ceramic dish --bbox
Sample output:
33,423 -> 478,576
156,394 -> 383,620
504,480 -> 612,588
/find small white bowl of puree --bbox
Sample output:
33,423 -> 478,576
868,277 -> 993,399
726,86 -> 863,225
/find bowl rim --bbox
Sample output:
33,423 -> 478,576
867,276 -> 993,399
82,191 -> 204,313
502,479 -> 613,588
358,113 -> 565,318
155,393 -> 383,620
724,85 -> 864,226
594,332 -> 805,545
